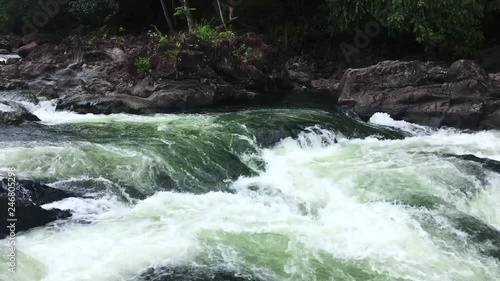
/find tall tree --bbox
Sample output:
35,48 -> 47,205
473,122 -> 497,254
216,0 -> 228,30
159,0 -> 175,32
181,0 -> 195,32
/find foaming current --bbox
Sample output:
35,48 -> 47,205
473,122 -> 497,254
1,100 -> 500,281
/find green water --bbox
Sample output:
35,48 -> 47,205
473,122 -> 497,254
1,104 -> 499,281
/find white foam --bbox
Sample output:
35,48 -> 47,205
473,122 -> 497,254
0,103 -> 15,112
2,108 -> 500,281
369,112 -> 436,135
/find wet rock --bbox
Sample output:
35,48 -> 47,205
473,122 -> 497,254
338,60 -> 500,130
1,194 -> 71,238
0,111 -> 39,125
0,179 -> 76,238
0,54 -> 22,65
1,179 -> 77,205
0,100 -> 40,125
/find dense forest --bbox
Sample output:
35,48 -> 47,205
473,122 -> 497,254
1,0 -> 500,58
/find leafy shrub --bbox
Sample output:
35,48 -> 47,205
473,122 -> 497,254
135,57 -> 151,72
193,24 -> 219,41
193,23 -> 236,42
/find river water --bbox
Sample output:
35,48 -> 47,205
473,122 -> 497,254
1,97 -> 500,281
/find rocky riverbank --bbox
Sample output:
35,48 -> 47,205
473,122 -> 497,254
1,31 -> 500,130
0,31 -> 290,116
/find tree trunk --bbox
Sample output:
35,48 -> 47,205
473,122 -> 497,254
228,0 -> 239,29
216,0 -> 228,30
182,0 -> 195,33
160,0 -> 175,33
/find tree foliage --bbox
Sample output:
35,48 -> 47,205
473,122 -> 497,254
0,0 -> 39,33
325,0 -> 486,53
0,0 -> 498,56
68,0 -> 120,26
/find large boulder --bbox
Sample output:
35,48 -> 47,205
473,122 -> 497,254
338,60 -> 500,129
0,179 -> 77,238
15,42 -> 38,58
0,100 -> 40,125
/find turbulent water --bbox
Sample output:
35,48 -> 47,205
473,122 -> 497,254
1,94 -> 500,281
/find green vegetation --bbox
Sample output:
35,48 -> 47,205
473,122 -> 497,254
0,0 -> 499,56
68,0 -> 119,25
148,26 -> 168,44
238,44 -> 256,59
325,0 -> 486,53
192,23 -> 235,42
165,50 -> 178,61
135,57 -> 151,72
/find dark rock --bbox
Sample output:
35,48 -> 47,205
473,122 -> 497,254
1,179 -> 77,205
311,79 -> 339,91
0,34 -> 22,52
0,111 -> 39,125
2,32 -> 290,114
490,73 -> 500,82
15,42 -> 38,58
0,49 -> 9,55
288,70 -> 310,84
338,60 -> 500,130
285,55 -> 342,94
0,179 -> 76,238
479,45 -> 500,73
1,194 -> 71,238
0,100 -> 40,125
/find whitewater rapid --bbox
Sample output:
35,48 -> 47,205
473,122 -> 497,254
1,98 -> 500,281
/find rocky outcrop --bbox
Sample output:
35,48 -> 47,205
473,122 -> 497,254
0,100 -> 40,125
338,60 -> 500,129
0,179 -> 76,238
1,32 -> 290,114
285,55 -> 341,94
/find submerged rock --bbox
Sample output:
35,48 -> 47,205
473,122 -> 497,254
0,179 -> 76,238
338,60 -> 500,130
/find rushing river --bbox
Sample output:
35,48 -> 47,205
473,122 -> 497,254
1,96 -> 500,281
